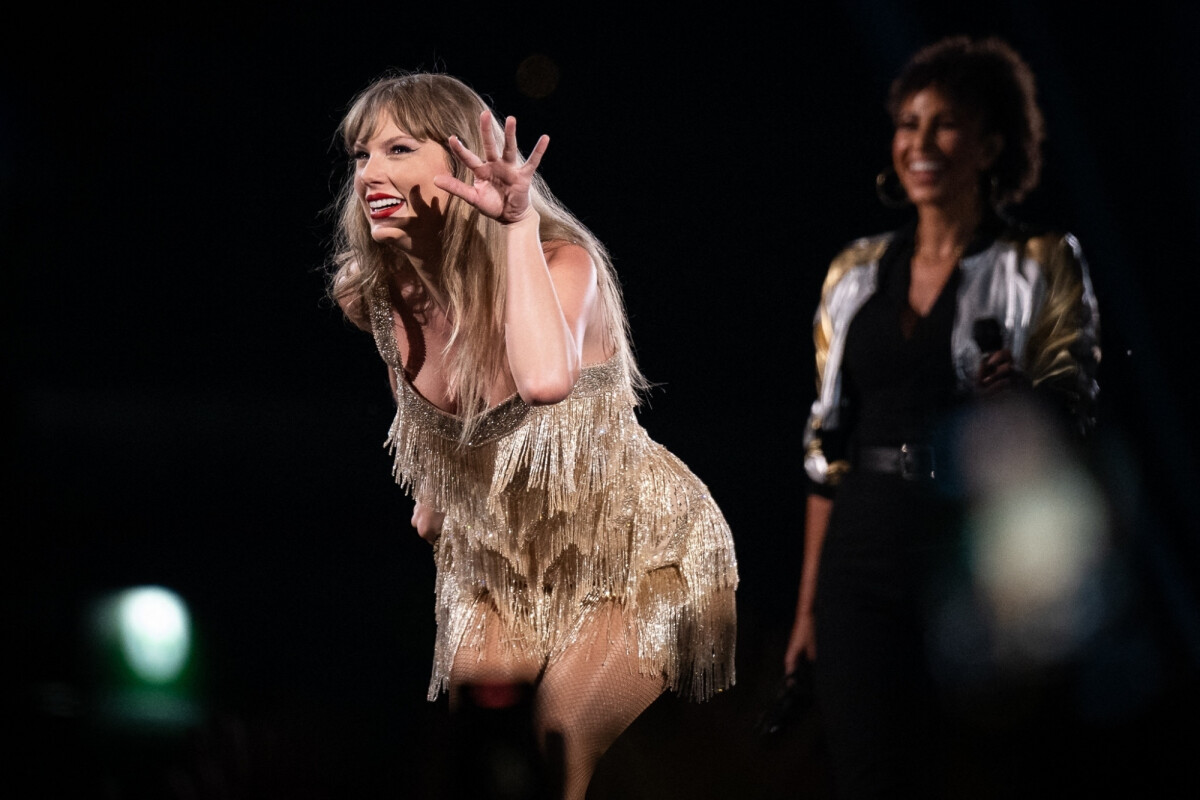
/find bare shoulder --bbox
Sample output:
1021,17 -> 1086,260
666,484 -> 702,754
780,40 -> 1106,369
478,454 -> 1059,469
542,239 -> 596,275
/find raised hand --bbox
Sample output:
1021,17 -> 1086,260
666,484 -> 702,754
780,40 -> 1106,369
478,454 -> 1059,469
433,110 -> 549,224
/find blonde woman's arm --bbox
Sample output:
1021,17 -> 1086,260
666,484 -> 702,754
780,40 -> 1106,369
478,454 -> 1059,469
435,111 -> 595,404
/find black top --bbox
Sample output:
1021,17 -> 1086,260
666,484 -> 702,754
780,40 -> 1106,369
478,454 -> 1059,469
839,216 -> 1004,454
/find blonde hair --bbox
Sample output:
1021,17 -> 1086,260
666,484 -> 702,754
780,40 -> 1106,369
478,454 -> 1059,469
326,71 -> 645,442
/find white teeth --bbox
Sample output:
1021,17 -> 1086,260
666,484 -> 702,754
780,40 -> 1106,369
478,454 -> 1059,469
910,160 -> 942,172
369,198 -> 402,210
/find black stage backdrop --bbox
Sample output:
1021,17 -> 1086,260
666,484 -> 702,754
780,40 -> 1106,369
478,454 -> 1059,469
7,2 -> 1199,797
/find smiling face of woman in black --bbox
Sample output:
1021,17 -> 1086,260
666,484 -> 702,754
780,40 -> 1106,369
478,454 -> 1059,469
891,86 -> 1002,211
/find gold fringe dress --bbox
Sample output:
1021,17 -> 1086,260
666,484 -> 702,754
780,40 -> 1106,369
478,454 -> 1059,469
369,288 -> 738,702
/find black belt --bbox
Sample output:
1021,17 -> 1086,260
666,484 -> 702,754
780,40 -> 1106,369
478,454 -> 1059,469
857,444 -> 937,481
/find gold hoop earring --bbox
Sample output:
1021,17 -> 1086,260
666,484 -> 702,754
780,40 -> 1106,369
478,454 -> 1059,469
875,167 -> 909,209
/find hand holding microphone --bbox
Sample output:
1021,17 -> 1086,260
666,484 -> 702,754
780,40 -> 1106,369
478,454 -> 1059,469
972,317 -> 1024,396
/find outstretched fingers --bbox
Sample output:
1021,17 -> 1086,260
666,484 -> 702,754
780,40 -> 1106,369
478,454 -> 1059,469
469,110 -> 550,173
524,133 -> 550,172
432,171 -> 477,205
501,113 -> 519,162
438,110 -> 551,222
447,134 -> 484,170
479,109 -> 502,162
502,115 -> 550,173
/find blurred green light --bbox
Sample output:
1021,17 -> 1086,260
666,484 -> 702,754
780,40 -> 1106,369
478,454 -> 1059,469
116,586 -> 191,684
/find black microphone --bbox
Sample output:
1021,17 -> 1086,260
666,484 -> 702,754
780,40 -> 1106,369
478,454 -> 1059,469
972,317 -> 1003,355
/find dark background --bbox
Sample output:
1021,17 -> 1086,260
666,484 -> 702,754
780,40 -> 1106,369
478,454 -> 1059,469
7,1 -> 1199,797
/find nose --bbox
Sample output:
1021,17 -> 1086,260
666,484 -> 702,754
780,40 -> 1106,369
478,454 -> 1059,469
915,120 -> 938,151
358,154 -> 385,186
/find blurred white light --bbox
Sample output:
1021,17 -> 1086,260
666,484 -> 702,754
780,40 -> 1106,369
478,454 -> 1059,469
971,470 -> 1107,655
956,394 -> 1110,663
116,586 -> 191,684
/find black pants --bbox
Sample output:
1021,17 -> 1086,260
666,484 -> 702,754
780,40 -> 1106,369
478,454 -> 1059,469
813,472 -> 959,798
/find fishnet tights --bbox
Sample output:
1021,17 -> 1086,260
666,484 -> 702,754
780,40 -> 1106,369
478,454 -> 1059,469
449,603 -> 664,800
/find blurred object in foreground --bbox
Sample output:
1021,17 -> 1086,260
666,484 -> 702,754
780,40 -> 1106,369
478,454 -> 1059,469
957,394 -> 1110,665
88,584 -> 201,730
447,681 -> 554,799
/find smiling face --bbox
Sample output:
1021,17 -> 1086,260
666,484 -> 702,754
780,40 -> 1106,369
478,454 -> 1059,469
891,86 -> 1002,210
351,117 -> 453,251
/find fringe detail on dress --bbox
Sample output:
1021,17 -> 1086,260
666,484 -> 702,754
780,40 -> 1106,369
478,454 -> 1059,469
385,358 -> 633,507
420,437 -> 738,703
371,285 -> 737,704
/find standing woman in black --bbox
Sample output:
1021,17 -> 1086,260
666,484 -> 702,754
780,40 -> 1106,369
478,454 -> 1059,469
783,36 -> 1101,797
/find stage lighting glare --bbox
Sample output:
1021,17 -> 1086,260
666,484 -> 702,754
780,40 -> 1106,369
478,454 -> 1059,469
115,586 -> 192,685
971,470 -> 1108,661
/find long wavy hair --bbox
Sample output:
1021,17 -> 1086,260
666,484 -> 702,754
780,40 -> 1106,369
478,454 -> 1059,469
326,71 -> 646,442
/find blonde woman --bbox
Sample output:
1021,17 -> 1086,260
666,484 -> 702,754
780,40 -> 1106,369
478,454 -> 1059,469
327,71 -> 737,798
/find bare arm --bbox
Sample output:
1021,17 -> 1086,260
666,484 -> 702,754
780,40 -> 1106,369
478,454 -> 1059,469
784,493 -> 833,675
435,112 -> 595,405
503,220 -> 595,404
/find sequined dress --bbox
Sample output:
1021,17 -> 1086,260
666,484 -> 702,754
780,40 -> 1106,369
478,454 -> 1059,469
369,288 -> 738,702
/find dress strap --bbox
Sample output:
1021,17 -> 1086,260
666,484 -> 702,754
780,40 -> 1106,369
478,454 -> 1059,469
368,282 -> 404,372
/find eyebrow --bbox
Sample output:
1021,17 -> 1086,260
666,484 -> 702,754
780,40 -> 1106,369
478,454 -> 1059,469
897,109 -> 960,120
353,130 -> 421,149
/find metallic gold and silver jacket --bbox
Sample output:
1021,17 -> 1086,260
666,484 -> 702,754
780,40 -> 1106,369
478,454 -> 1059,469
369,287 -> 738,702
804,226 -> 1101,486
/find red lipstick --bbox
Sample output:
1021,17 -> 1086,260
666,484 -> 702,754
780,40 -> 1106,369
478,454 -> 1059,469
366,193 -> 404,219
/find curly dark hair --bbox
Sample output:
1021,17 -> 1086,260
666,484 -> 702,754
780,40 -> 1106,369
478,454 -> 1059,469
886,35 -> 1045,208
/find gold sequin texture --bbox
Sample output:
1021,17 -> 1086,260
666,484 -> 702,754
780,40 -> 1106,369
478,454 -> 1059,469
370,287 -> 738,702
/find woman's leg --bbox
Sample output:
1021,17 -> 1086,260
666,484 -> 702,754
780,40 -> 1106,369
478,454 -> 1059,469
444,606 -> 547,798
533,603 -> 665,800
447,604 -> 542,704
